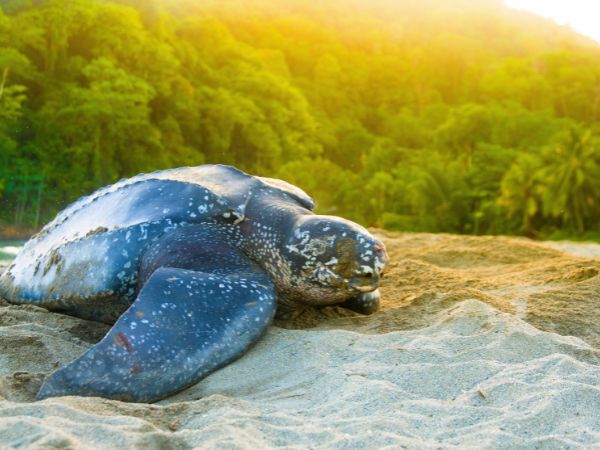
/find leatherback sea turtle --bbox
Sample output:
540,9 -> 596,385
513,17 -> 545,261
0,165 -> 388,402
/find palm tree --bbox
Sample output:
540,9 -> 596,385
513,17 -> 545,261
539,129 -> 600,234
409,156 -> 468,232
499,154 -> 543,236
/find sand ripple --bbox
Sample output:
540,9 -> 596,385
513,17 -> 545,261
1,300 -> 599,448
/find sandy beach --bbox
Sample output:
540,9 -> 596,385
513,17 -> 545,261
1,232 -> 599,448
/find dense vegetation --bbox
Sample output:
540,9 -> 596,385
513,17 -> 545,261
1,0 -> 600,238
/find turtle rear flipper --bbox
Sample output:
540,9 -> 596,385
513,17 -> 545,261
37,227 -> 276,403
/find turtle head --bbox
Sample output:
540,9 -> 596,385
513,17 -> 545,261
280,215 -> 388,310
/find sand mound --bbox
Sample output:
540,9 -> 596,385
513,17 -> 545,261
280,232 -> 600,348
1,232 -> 600,448
1,300 -> 599,448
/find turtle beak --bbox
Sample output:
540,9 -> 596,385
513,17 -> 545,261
311,240 -> 388,293
346,242 -> 388,292
346,270 -> 380,292
311,266 -> 380,292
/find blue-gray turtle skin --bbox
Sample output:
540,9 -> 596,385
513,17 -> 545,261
0,165 -> 388,402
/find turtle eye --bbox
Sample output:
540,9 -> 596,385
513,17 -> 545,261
221,210 -> 244,224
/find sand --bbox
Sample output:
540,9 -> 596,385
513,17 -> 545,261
1,232 -> 599,448
542,240 -> 600,260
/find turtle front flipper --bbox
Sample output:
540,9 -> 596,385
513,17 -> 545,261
37,227 -> 276,402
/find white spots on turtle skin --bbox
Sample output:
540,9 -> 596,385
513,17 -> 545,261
311,266 -> 342,285
5,218 -> 199,309
7,165 -> 390,401
360,265 -> 374,274
361,249 -> 375,262
138,223 -> 149,241
5,166 -> 246,270
2,166 -> 261,304
285,231 -> 334,267
240,207 -> 389,307
160,302 -> 176,310
293,227 -> 310,242
324,257 -> 338,266
37,266 -> 277,401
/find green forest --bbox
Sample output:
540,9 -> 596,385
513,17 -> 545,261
1,0 -> 600,238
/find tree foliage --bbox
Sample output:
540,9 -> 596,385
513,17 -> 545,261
1,0 -> 600,237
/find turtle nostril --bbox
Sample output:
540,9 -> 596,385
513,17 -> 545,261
357,271 -> 379,285
357,272 -> 373,281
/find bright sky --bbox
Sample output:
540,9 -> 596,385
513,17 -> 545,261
505,0 -> 600,44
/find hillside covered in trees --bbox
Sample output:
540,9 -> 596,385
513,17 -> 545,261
1,0 -> 600,238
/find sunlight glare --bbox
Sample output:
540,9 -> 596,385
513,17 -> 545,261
505,0 -> 600,44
